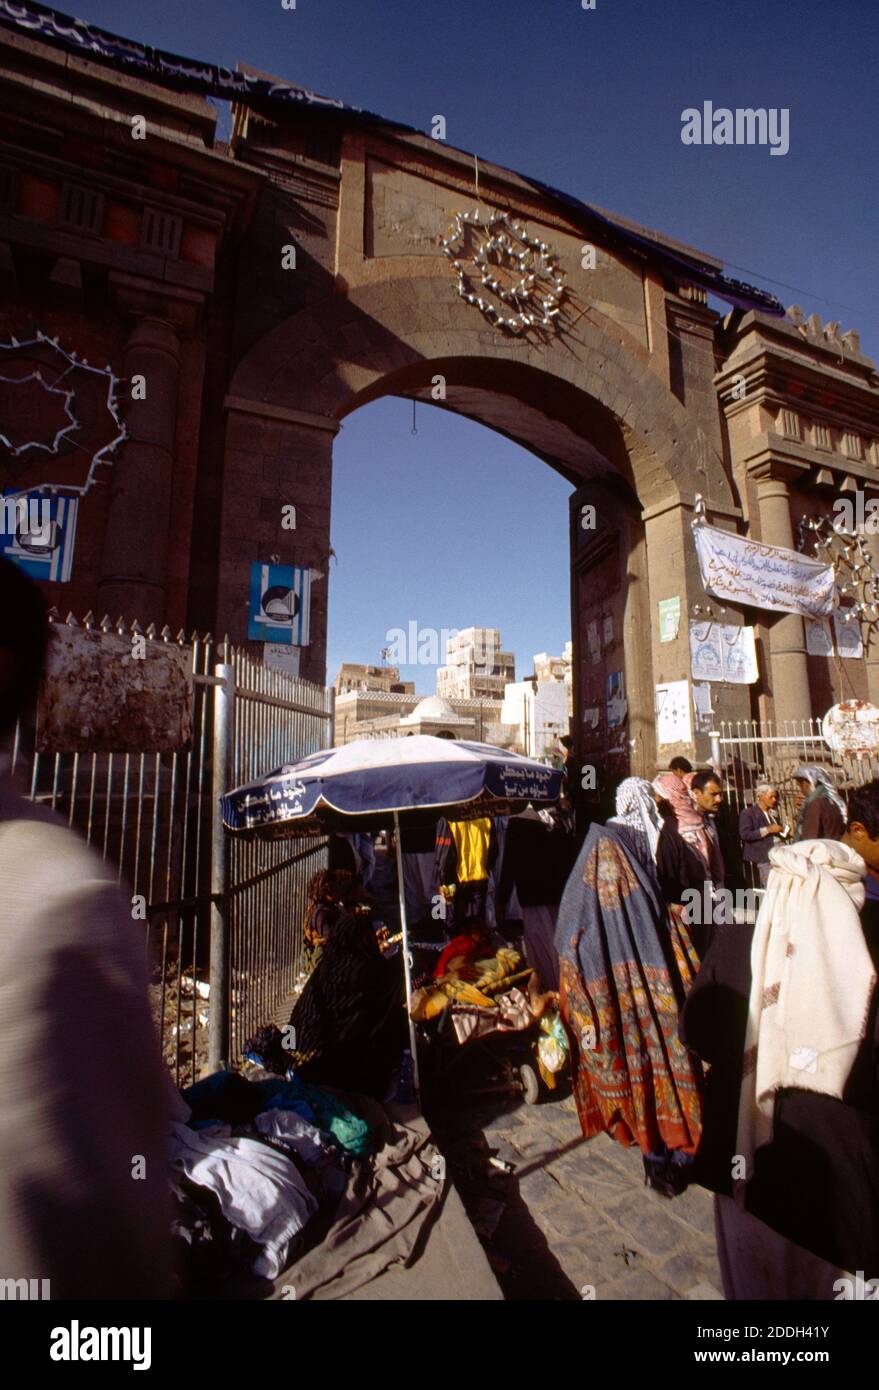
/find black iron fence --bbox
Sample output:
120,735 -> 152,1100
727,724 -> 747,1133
11,614 -> 333,1086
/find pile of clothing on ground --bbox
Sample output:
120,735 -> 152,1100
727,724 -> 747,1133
168,1039 -> 445,1299
168,1067 -> 368,1295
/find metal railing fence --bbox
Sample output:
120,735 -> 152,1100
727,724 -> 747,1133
710,718 -> 879,891
10,614 -> 333,1086
225,645 -> 331,1063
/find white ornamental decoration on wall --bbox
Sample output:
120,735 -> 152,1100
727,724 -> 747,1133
441,209 -> 567,335
0,332 -> 126,498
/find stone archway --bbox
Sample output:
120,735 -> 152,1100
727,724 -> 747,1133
222,271 -> 749,774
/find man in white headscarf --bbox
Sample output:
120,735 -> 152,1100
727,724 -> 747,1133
607,776 -> 663,873
792,765 -> 846,842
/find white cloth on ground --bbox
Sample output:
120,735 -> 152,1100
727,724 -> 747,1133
736,838 -> 873,1194
169,1121 -> 317,1278
254,1108 -> 332,1166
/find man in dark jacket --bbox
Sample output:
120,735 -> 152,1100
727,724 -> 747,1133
739,782 -> 788,887
496,805 -> 577,990
680,779 -> 879,1298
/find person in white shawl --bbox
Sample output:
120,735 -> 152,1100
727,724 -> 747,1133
683,834 -> 879,1299
736,839 -> 873,1186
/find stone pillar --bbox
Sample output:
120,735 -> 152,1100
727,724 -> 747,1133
643,495 -> 752,765
218,398 -> 338,684
98,316 -> 181,627
754,472 -> 813,726
861,527 -> 879,709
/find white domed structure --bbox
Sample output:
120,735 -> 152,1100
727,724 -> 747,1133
399,694 -> 473,738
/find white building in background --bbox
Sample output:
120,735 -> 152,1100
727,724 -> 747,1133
500,643 -> 572,759
501,678 -> 569,761
397,695 -> 475,738
532,641 -> 574,717
437,627 -> 515,701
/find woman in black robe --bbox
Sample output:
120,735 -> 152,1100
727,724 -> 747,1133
289,905 -> 406,1100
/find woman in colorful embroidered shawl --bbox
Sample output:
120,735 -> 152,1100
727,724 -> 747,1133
554,802 -> 703,1184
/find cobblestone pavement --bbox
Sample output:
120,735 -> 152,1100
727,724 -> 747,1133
431,1091 -> 725,1301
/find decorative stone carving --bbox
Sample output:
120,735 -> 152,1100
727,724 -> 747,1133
786,304 -> 862,358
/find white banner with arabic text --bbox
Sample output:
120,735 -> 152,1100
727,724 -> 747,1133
693,523 -> 836,619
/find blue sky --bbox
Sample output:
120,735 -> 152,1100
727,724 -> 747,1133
73,1 -> 879,691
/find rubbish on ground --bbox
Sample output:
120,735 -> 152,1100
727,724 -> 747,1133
488,1156 -> 515,1174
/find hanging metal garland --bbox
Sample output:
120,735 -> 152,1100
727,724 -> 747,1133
0,331 -> 126,497
797,513 -> 879,628
441,209 -> 567,334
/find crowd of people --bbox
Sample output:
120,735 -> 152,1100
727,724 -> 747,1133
1,552 -> 877,1302
296,750 -> 879,1299
554,759 -> 879,1300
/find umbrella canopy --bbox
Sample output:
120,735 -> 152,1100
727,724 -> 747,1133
222,735 -> 563,838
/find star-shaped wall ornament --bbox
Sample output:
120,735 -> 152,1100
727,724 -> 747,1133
441,209 -> 567,335
0,331 -> 126,497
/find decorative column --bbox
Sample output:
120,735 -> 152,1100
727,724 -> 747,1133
860,524 -> 879,709
754,469 -> 813,726
643,494 -> 751,764
98,316 -> 180,627
99,275 -> 200,628
218,398 -> 339,684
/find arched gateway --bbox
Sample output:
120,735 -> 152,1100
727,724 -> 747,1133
3,25 -> 877,780
221,101 -> 770,778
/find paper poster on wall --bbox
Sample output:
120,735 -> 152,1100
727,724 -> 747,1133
264,643 -> 301,677
247,563 -> 311,645
602,615 -> 614,647
723,626 -> 758,683
689,622 -> 757,684
833,609 -> 864,659
805,619 -> 834,657
658,597 -> 681,643
582,707 -> 600,729
689,623 -> 723,681
655,679 -> 692,745
606,670 -> 626,728
587,620 -> 600,664
692,681 -> 714,734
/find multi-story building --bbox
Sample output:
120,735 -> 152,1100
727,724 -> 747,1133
436,628 -> 516,701
500,678 -> 570,762
333,663 -> 414,695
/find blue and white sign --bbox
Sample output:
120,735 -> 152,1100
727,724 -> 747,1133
1,492 -> 78,582
247,562 -> 311,645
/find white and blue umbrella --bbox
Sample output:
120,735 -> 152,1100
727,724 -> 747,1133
221,736 -> 564,1097
221,735 -> 563,837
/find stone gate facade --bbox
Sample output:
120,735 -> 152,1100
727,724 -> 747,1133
2,26 -> 878,778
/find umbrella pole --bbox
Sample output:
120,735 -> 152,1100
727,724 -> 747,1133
393,810 -> 421,1102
